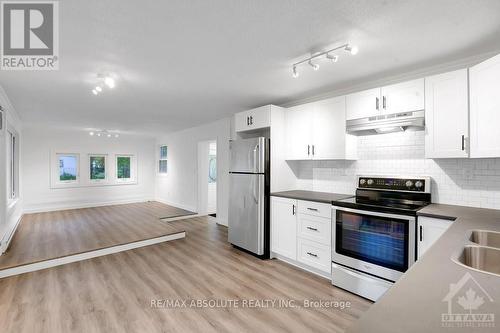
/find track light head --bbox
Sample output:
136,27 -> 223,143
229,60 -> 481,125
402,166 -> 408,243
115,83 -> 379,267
345,44 -> 359,55
326,53 -> 339,62
308,60 -> 319,71
292,66 -> 299,78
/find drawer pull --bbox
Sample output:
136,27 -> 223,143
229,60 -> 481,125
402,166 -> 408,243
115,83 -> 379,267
306,226 -> 318,231
307,208 -> 319,212
306,252 -> 318,258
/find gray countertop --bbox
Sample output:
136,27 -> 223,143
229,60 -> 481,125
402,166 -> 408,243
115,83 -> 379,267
348,203 -> 500,333
270,190 -> 353,204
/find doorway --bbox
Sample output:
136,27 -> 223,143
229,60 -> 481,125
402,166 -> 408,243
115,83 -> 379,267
197,140 -> 217,216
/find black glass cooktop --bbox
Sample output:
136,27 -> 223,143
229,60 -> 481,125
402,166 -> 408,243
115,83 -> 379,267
333,189 -> 431,216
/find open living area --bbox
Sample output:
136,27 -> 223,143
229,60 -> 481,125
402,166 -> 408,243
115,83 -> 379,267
1,1 -> 500,332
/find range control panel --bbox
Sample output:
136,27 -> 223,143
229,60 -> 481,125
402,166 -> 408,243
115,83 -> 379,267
358,176 -> 429,192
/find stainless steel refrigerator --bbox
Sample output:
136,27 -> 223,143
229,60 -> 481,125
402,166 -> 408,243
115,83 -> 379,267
228,137 -> 270,258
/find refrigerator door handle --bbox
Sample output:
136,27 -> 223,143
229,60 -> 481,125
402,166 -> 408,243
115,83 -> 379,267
253,144 -> 259,173
252,176 -> 259,204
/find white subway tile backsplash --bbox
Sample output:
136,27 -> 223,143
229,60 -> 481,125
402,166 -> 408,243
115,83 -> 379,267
295,130 -> 500,209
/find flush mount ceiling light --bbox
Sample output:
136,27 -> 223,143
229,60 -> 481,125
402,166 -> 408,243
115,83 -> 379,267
91,74 -> 117,95
292,43 -> 358,78
89,129 -> 119,138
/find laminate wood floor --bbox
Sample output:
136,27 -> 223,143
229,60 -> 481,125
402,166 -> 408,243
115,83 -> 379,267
0,201 -> 193,270
0,216 -> 372,333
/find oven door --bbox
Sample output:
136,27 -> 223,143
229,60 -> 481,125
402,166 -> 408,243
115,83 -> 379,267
332,206 -> 415,282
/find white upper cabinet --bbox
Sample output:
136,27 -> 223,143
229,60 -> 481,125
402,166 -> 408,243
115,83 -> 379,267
470,53 -> 500,158
346,88 -> 380,120
425,69 -> 469,158
285,103 -> 313,160
234,105 -> 272,132
345,79 -> 424,120
380,78 -> 425,114
285,96 -> 357,160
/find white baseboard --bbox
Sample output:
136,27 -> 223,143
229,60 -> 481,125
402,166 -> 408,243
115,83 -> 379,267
0,213 -> 23,254
0,231 -> 185,279
154,198 -> 197,213
23,197 -> 155,214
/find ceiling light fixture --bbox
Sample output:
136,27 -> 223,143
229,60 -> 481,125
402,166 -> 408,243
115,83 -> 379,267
291,42 -> 359,77
92,89 -> 98,95
104,77 -> 115,89
89,129 -> 120,138
91,74 -> 117,95
95,86 -> 102,92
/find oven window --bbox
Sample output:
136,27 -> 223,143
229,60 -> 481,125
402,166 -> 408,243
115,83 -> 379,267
336,210 -> 409,272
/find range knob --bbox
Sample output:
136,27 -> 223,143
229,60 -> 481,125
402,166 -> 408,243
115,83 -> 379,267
360,179 -> 366,185
415,181 -> 423,189
367,179 -> 374,185
405,180 -> 414,188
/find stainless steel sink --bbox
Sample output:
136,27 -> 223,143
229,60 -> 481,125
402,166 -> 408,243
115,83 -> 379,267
456,245 -> 500,276
470,230 -> 500,249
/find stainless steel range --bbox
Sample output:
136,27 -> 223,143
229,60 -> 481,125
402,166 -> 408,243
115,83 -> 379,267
331,175 -> 431,301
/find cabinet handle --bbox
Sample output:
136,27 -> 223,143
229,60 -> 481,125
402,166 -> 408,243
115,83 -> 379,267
419,225 -> 423,242
307,145 -> 310,156
312,145 -> 315,156
306,252 -> 318,258
246,117 -> 249,126
306,226 -> 318,231
250,116 -> 253,125
376,97 -> 379,110
461,135 -> 465,151
292,204 -> 296,216
383,96 -> 387,109
307,208 -> 319,212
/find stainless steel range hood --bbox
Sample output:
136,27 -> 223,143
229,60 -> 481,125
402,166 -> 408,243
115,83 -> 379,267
346,110 -> 425,135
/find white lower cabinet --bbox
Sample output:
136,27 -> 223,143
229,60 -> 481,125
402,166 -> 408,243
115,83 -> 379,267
271,196 -> 332,276
271,197 -> 297,259
417,216 -> 454,258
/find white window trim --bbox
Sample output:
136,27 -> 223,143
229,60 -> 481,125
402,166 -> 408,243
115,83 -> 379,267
158,144 -> 168,175
115,154 -> 136,184
56,153 -> 80,185
88,154 -> 108,183
7,128 -> 19,203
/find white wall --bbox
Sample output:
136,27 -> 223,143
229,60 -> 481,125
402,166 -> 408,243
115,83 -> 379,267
293,130 -> 500,209
0,85 -> 23,252
155,118 -> 230,226
22,126 -> 156,212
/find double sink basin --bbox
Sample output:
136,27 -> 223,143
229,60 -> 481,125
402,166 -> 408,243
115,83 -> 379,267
454,230 -> 500,276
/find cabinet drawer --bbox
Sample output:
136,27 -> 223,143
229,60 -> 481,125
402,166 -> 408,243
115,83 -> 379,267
297,238 -> 331,273
297,200 -> 331,218
297,214 -> 331,246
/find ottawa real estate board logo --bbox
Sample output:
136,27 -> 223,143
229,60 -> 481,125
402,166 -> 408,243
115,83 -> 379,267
1,1 -> 59,70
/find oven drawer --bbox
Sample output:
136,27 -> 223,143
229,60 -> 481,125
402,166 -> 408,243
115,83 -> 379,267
298,214 -> 331,246
297,238 -> 331,273
297,200 -> 331,218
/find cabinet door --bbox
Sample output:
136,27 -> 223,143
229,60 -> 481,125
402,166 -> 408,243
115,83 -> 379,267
470,53 -> 500,158
285,103 -> 313,160
234,105 -> 271,132
346,88 -> 380,120
311,96 -> 347,160
271,197 -> 297,259
417,216 -> 453,259
425,69 -> 469,158
234,111 -> 251,132
380,78 -> 424,114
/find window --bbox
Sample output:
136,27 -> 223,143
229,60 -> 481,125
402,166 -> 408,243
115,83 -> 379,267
116,155 -> 131,180
89,155 -> 106,181
58,154 -> 79,182
158,145 -> 168,174
7,130 -> 18,200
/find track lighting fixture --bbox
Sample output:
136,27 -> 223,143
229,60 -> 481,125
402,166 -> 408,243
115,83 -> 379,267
91,74 -> 117,95
291,42 -> 359,78
89,129 -> 119,138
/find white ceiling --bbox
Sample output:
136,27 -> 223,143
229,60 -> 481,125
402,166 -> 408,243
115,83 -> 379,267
2,0 -> 500,135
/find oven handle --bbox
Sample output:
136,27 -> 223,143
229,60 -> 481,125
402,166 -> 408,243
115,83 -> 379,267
331,205 -> 416,222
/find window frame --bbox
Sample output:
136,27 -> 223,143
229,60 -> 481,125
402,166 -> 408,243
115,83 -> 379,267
56,153 -> 80,184
158,145 -> 168,175
88,154 -> 108,183
115,154 -> 135,183
7,129 -> 19,202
